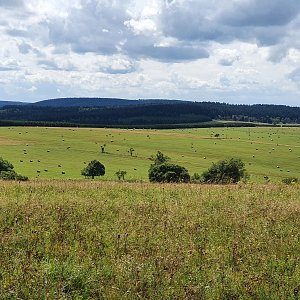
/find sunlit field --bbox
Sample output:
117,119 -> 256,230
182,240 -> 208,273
0,126 -> 299,182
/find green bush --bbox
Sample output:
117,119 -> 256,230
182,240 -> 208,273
191,172 -> 202,183
282,177 -> 298,185
0,157 -> 28,181
149,163 -> 190,183
201,158 -> 247,184
148,151 -> 190,183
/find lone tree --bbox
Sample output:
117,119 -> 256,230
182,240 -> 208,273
115,170 -> 127,180
201,158 -> 247,184
81,160 -> 105,179
129,148 -> 135,156
100,144 -> 106,153
0,157 -> 28,181
148,151 -> 190,183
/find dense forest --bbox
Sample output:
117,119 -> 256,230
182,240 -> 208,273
0,100 -> 299,127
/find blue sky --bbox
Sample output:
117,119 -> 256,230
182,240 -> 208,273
1,0 -> 300,106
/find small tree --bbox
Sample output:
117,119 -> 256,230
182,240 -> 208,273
100,144 -> 106,153
201,158 -> 247,184
81,160 -> 105,179
0,157 -> 28,181
115,170 -> 127,180
150,151 -> 170,165
129,148 -> 135,156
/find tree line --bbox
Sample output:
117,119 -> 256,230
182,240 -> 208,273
1,101 -> 299,126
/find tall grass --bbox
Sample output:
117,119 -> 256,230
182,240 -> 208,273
0,180 -> 300,299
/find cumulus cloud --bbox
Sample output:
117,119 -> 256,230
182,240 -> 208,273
47,1 -> 131,55
219,0 -> 300,27
216,49 -> 240,66
100,57 -> 138,74
160,0 -> 300,47
287,67 -> 300,82
0,0 -> 24,8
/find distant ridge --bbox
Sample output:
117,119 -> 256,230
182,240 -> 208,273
1,100 -> 299,127
0,101 -> 28,107
0,97 -> 185,108
32,98 -> 187,107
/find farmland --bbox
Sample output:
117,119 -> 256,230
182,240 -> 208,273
0,126 -> 299,182
0,126 -> 300,299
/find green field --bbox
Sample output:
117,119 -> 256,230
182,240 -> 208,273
0,126 -> 299,182
0,181 -> 300,299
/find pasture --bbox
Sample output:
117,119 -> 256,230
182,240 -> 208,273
0,126 -> 299,182
0,181 -> 300,299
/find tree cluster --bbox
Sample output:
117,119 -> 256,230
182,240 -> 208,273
148,151 -> 190,183
148,152 -> 248,184
200,158 -> 247,184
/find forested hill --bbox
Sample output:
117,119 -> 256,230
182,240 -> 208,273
0,101 -> 299,127
0,101 -> 27,107
30,98 -> 186,107
0,98 -> 184,108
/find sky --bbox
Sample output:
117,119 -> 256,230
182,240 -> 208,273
1,0 -> 300,106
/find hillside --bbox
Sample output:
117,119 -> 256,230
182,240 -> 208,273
0,101 -> 28,107
0,100 -> 299,127
0,97 -> 184,108
30,97 -> 184,107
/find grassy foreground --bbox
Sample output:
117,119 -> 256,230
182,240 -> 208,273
0,181 -> 300,299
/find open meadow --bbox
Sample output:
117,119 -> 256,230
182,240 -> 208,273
0,180 -> 300,299
0,126 -> 299,182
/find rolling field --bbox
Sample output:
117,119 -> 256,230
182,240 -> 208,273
0,181 -> 300,299
0,126 -> 299,182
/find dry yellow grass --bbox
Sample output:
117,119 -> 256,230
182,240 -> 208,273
0,180 -> 300,299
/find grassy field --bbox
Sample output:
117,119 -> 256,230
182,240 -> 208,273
0,126 -> 299,182
0,181 -> 300,299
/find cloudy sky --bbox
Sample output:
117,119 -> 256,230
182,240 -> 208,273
1,0 -> 300,106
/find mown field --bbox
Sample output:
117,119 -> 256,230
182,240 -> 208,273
0,126 -> 299,182
0,181 -> 300,299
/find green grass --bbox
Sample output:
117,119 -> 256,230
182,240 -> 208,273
0,126 -> 299,182
0,181 -> 300,299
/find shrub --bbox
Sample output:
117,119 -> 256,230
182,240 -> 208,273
0,157 -> 28,181
115,170 -> 127,180
282,177 -> 298,185
201,158 -> 247,184
149,163 -> 190,183
191,173 -> 202,183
